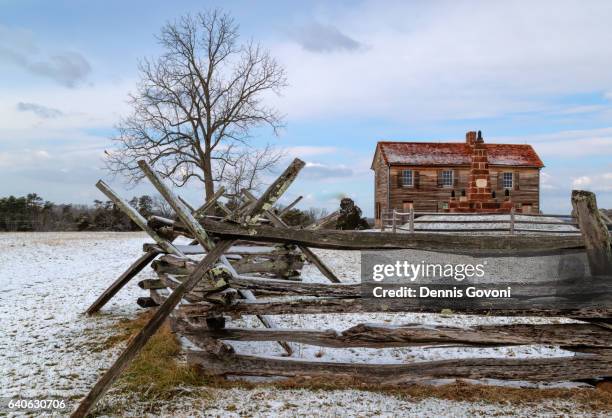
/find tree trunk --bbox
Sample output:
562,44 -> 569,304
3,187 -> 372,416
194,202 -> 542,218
202,158 -> 215,205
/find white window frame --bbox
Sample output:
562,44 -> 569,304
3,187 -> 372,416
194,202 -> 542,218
401,170 -> 413,187
441,170 -> 453,187
502,172 -> 513,189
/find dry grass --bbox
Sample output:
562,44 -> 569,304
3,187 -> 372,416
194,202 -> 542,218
101,312 -> 206,402
269,376 -> 612,411
101,313 -> 612,413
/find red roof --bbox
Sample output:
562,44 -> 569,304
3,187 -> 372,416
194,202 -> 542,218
374,141 -> 544,168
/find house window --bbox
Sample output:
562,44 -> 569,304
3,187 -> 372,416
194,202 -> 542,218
442,170 -> 453,187
439,202 -> 449,210
401,170 -> 413,187
502,172 -> 513,189
402,201 -> 413,211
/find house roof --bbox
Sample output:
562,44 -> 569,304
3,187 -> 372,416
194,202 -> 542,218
373,141 -> 544,168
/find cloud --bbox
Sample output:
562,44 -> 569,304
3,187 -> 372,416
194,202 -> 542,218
572,173 -> 612,192
572,176 -> 592,188
289,22 -> 363,53
284,146 -> 337,157
0,24 -> 91,87
491,127 -> 612,158
0,148 -> 52,169
302,162 -> 353,179
17,102 -> 63,118
271,1 -> 612,121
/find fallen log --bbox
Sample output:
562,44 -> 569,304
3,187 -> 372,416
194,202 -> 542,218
188,350 -> 612,383
177,322 -> 611,348
197,219 -> 586,253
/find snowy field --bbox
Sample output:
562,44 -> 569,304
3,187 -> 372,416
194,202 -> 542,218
0,231 -> 607,417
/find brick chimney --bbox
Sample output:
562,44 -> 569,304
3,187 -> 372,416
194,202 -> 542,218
467,130 -> 493,209
447,130 -> 516,213
466,130 -> 477,146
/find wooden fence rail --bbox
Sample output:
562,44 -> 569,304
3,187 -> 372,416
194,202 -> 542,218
73,176 -> 612,417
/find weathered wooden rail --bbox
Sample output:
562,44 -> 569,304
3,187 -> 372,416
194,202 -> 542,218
72,157 -> 612,417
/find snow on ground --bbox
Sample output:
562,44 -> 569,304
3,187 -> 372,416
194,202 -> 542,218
0,232 -> 602,417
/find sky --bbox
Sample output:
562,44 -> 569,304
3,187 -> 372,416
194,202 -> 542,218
1,0 -> 612,215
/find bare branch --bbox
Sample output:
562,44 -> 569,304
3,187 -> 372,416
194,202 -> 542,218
105,9 -> 286,203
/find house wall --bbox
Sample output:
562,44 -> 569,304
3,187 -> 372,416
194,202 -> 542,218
372,152 -> 389,227
383,165 -> 540,214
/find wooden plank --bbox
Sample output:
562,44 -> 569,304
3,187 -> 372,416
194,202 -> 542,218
177,195 -> 195,212
188,350 -> 612,383
138,161 -> 218,251
572,190 -> 612,276
241,158 -> 305,224
96,180 -> 183,256
86,250 -> 159,315
70,240 -> 234,418
179,295 -> 611,319
306,211 -> 340,230
278,195 -> 303,216
215,200 -> 233,216
193,186 -> 225,218
197,219 -> 585,253
160,271 -> 358,297
408,219 -> 578,225
137,279 -> 166,290
178,322 -> 611,349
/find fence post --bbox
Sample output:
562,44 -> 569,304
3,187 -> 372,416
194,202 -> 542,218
510,206 -> 515,235
381,210 -> 386,232
409,207 -> 415,233
392,210 -> 397,233
571,190 -> 612,276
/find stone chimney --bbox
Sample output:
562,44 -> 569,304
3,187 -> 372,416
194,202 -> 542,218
467,130 -> 493,208
447,130 -> 516,213
466,130 -> 477,147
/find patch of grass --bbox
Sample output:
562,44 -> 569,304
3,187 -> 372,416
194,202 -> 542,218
270,376 -> 612,411
99,312 -> 208,402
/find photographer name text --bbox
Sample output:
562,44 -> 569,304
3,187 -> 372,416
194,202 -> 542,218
371,285 -> 512,299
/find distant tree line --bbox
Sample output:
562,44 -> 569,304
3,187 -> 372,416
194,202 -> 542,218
0,193 -> 172,232
0,193 -> 350,232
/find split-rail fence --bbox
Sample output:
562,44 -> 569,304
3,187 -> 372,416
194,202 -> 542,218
71,158 -> 612,417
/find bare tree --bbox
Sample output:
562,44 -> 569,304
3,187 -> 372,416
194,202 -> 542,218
105,10 -> 286,201
221,144 -> 283,198
151,195 -> 174,218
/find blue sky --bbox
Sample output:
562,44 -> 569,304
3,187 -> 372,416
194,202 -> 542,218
1,0 -> 612,215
